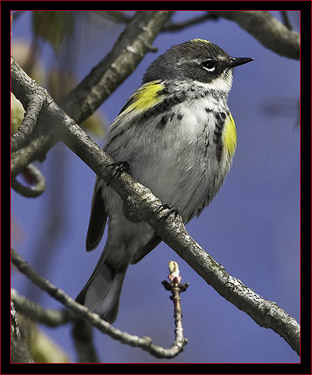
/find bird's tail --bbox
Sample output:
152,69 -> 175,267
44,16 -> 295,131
76,254 -> 128,323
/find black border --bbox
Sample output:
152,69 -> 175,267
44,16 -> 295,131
3,1 -> 311,374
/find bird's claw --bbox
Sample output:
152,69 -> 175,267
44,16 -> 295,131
157,204 -> 180,222
107,161 -> 130,186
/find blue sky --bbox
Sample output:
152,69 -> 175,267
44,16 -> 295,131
11,11 -> 300,363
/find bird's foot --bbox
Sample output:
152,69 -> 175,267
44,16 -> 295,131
107,161 -> 130,186
157,203 -> 180,222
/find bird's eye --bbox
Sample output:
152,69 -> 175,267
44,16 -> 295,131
202,59 -> 215,72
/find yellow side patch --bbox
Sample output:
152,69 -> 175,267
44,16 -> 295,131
222,113 -> 237,158
123,81 -> 165,114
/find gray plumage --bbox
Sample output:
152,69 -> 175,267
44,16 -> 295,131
76,40 -> 253,323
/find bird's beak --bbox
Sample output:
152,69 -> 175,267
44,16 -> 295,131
230,57 -> 254,68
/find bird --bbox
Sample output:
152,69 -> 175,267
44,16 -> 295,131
76,39 -> 253,323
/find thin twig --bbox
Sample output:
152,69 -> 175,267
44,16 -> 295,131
11,248 -> 187,359
163,13 -> 218,32
11,163 -> 46,198
162,261 -> 189,350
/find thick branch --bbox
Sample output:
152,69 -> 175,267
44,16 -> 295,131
209,11 -> 299,60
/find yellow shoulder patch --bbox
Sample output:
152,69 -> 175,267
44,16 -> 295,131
222,113 -> 237,158
122,81 -> 165,114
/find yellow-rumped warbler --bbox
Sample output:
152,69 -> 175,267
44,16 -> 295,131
76,39 -> 253,323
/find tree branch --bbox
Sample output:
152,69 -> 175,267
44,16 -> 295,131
11,249 -> 187,359
209,11 -> 299,60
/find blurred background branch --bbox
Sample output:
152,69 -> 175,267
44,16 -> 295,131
209,11 -> 299,59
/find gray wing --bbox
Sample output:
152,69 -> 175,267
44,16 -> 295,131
86,181 -> 107,251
